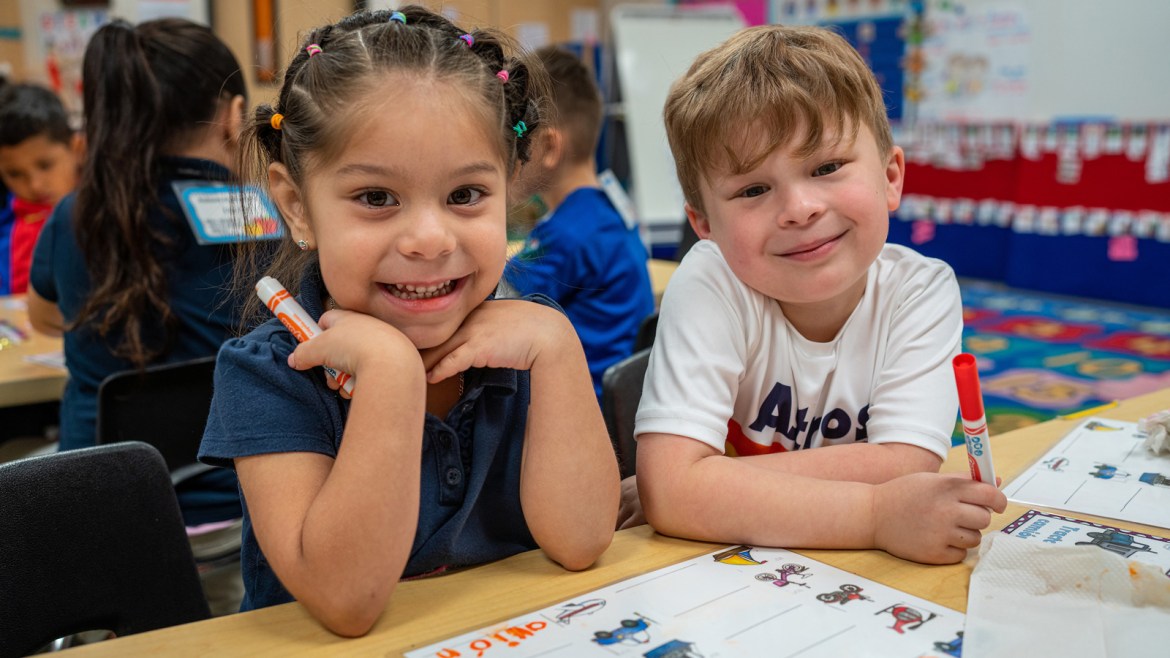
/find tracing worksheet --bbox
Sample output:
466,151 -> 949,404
1003,418 -> 1170,529
406,546 -> 966,658
1000,509 -> 1170,577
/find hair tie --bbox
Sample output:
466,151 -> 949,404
512,120 -> 527,138
496,69 -> 509,83
305,43 -> 323,57
389,11 -> 406,24
270,113 -> 284,130
459,34 -> 474,47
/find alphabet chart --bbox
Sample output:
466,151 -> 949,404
1000,509 -> 1170,578
1003,418 -> 1170,529
406,545 -> 965,658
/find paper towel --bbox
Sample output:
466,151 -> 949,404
964,533 -> 1170,658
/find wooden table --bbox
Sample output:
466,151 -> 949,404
64,389 -> 1170,656
647,258 -> 678,305
0,295 -> 66,408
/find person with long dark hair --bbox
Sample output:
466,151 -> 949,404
27,17 -> 248,615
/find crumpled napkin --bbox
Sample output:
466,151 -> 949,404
1138,410 -> 1170,455
964,533 -> 1170,658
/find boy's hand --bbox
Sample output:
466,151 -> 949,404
871,472 -> 1007,565
423,300 -> 575,383
288,309 -> 422,397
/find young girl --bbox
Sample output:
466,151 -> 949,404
27,18 -> 246,614
199,7 -> 620,636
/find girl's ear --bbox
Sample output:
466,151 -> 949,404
225,95 -> 245,149
268,162 -> 314,246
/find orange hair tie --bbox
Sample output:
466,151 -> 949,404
270,113 -> 284,130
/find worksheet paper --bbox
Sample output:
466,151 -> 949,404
1000,509 -> 1170,578
406,546 -> 965,658
1003,417 -> 1170,529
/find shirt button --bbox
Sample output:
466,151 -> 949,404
445,468 -> 462,486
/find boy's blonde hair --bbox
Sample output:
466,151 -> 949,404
664,24 -> 893,212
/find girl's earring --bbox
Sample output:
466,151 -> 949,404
297,239 -> 309,251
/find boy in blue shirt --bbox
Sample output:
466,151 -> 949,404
506,46 -> 655,399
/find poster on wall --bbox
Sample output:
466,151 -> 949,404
916,3 -> 1032,121
40,10 -> 109,118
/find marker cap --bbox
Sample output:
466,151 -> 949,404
952,353 -> 985,421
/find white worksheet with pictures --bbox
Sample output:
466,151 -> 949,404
1003,417 -> 1170,529
1000,509 -> 1170,578
406,546 -> 966,658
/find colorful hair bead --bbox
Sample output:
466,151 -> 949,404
512,120 -> 527,138
305,43 -> 323,57
496,69 -> 509,83
459,34 -> 474,47
389,11 -> 406,24
270,113 -> 284,130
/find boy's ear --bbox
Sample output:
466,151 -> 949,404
884,145 -> 906,212
539,126 -> 564,170
267,162 -> 314,246
685,202 -> 712,239
70,132 -> 85,161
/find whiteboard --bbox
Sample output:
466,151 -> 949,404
610,4 -> 746,242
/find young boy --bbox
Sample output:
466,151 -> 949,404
632,25 -> 1006,564
506,46 -> 655,399
0,83 -> 81,295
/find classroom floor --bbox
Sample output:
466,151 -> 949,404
954,279 -> 1170,444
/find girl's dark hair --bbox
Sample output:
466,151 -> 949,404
72,18 -> 245,368
236,6 -> 548,325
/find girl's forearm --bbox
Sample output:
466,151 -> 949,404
520,337 -> 619,569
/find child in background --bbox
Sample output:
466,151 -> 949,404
505,46 -> 654,399
631,25 -> 1006,563
27,18 -> 248,614
511,47 -> 652,529
0,83 -> 81,294
198,7 -> 619,636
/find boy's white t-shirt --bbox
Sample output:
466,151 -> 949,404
635,240 -> 962,460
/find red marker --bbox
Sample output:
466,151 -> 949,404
256,276 -> 355,395
953,353 -> 996,485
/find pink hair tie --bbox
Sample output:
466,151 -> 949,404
496,69 -> 509,83
459,34 -> 474,47
305,43 -> 323,57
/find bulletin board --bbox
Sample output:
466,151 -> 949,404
609,4 -> 745,247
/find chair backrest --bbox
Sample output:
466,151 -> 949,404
0,443 -> 210,657
634,311 -> 658,353
601,348 -> 651,480
96,356 -> 217,482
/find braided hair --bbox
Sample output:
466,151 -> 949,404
235,6 -> 547,325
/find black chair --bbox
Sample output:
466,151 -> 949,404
601,348 -> 651,480
634,311 -> 658,353
96,356 -> 218,484
0,443 -> 211,657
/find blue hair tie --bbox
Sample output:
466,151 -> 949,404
389,11 -> 406,24
513,120 -> 528,138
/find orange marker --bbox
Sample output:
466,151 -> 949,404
256,276 -> 355,395
952,353 -> 996,485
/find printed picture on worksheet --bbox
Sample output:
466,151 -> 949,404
1003,417 -> 1170,529
1001,509 -> 1170,578
406,546 -> 966,658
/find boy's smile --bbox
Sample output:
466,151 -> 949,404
688,122 -> 904,340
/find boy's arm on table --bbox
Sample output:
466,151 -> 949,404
739,441 -> 944,483
637,432 -> 1005,565
236,315 -> 426,637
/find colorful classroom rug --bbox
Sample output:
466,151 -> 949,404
954,282 -> 1170,445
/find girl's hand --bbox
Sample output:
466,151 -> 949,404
423,300 -> 575,383
871,472 -> 1007,565
288,309 -> 423,396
